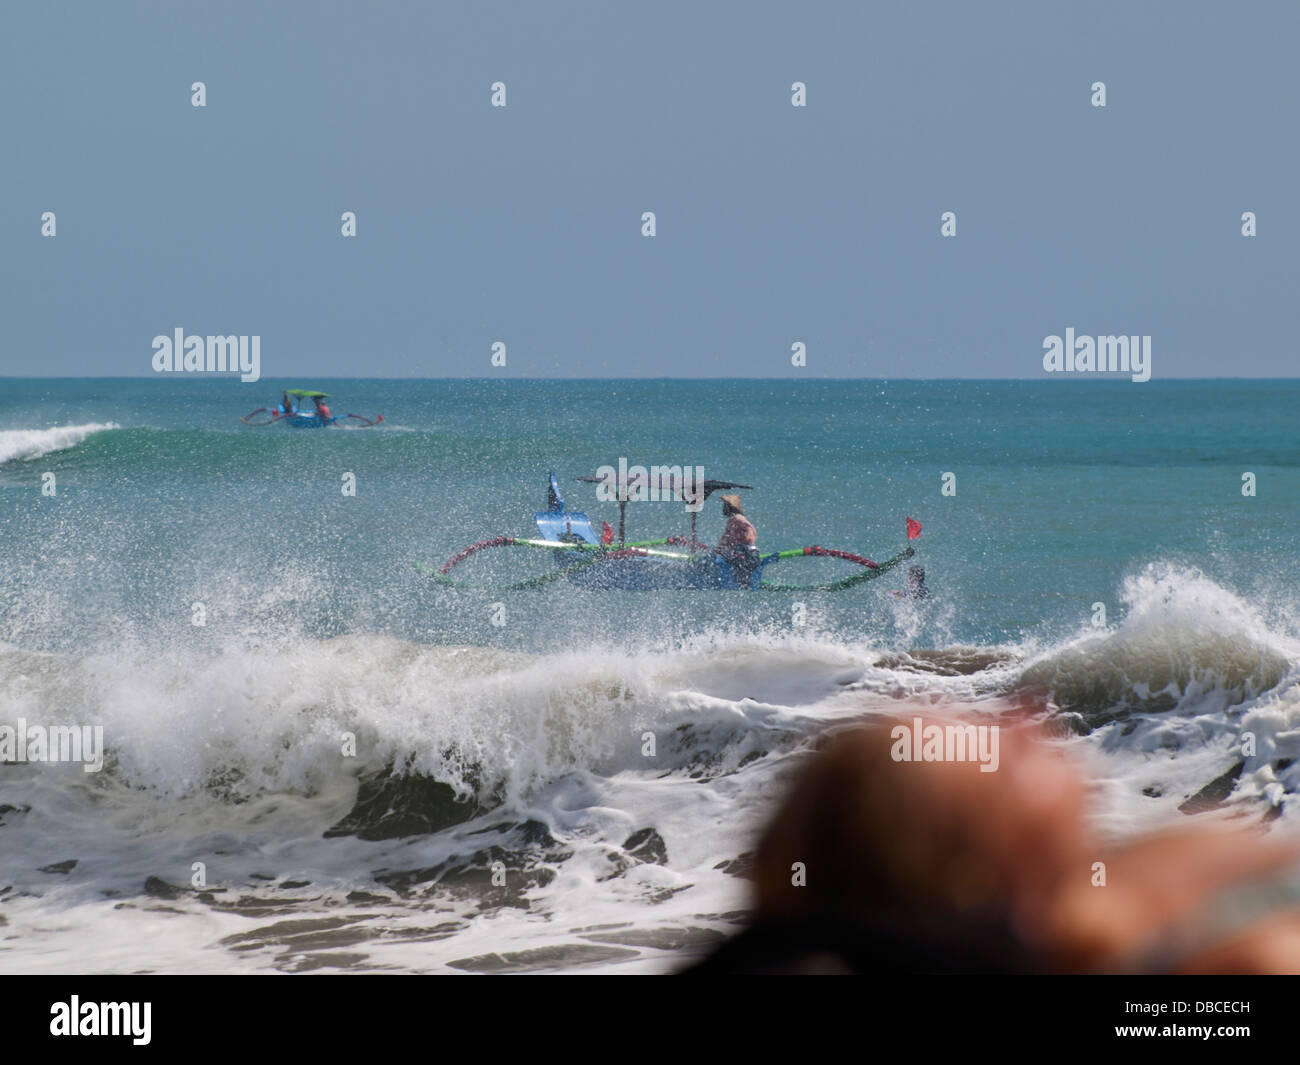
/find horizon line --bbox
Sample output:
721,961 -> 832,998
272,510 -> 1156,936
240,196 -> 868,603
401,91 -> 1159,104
2,375 -> 1297,383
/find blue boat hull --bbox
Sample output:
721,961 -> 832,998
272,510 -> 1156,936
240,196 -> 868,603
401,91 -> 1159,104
281,412 -> 331,428
552,551 -> 776,590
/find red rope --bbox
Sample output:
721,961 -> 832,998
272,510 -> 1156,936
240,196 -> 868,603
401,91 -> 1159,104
439,536 -> 516,573
803,545 -> 878,569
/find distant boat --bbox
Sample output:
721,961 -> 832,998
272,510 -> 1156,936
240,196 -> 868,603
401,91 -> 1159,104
240,389 -> 383,428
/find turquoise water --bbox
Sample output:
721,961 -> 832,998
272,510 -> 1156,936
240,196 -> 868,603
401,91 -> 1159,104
3,378 -> 1297,652
2,377 -> 1300,973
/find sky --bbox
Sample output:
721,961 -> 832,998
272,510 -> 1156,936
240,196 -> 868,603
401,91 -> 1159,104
0,0 -> 1295,378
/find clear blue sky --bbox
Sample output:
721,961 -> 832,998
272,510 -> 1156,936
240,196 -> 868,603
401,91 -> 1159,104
1,0 -> 1294,378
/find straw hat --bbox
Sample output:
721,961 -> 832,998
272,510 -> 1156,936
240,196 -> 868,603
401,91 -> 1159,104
720,494 -> 744,513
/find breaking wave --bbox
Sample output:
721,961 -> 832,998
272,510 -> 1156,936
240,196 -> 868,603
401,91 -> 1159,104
0,423 -> 118,465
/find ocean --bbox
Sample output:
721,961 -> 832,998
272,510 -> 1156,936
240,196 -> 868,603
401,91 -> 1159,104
1,377 -> 1298,973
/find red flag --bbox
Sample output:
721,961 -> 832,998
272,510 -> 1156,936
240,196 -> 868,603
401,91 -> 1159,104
601,521 -> 614,545
906,517 -> 922,540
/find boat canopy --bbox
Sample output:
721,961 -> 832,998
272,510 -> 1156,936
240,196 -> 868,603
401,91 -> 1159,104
575,473 -> 753,502
566,471 -> 755,547
286,389 -> 331,399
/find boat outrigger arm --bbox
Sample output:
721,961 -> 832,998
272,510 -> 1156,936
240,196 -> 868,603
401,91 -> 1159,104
240,389 -> 385,428
417,471 -> 922,592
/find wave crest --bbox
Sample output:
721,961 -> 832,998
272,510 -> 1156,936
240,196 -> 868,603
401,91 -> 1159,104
0,423 -> 118,465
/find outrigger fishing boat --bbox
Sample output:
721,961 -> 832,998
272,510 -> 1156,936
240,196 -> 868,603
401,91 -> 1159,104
418,472 -> 921,592
240,389 -> 384,428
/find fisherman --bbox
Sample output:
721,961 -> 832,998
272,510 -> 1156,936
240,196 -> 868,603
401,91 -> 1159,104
907,565 -> 929,599
716,493 -> 760,585
891,565 -> 930,600
557,520 -> 585,544
281,391 -> 295,415
313,395 -> 332,422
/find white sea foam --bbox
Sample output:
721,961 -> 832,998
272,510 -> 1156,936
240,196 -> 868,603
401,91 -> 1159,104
0,630 -> 885,973
1021,562 -> 1300,835
4,565 -> 1300,973
0,423 -> 118,465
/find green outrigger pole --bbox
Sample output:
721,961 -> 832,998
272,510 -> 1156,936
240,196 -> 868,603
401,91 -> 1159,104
758,543 -> 917,592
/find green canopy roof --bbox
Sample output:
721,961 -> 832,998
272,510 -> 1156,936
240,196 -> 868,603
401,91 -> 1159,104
286,389 -> 330,398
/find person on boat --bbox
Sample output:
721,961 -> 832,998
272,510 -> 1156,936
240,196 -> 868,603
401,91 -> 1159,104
907,565 -> 929,599
717,493 -> 760,583
890,565 -> 930,600
312,395 -> 332,421
557,520 -> 585,544
280,392 -> 296,415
